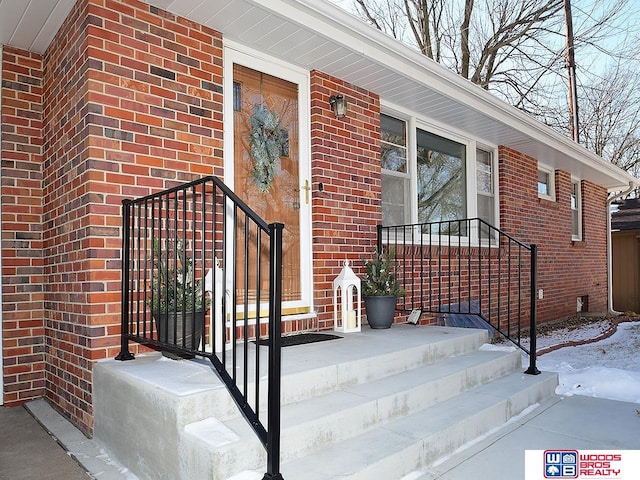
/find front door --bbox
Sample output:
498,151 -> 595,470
225,46 -> 312,315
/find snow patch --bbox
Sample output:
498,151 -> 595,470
184,418 -> 239,447
536,321 -> 640,404
400,472 -> 426,480
480,343 -> 516,352
225,471 -> 263,480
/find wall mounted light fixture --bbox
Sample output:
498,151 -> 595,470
329,94 -> 347,118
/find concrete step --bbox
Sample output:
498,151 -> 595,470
94,326 -> 556,480
274,325 -> 488,407
180,347 -> 532,479
104,325 -> 489,430
280,371 -> 558,480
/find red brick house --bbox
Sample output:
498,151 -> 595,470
1,0 -> 637,437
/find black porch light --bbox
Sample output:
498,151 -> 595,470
329,94 -> 347,118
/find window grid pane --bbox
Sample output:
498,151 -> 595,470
381,115 -> 409,225
416,128 -> 466,224
571,180 -> 580,239
476,149 -> 495,230
382,174 -> 409,225
476,152 -> 493,194
381,114 -> 407,173
538,170 -> 549,196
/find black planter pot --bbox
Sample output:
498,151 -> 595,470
363,295 -> 397,329
155,311 -> 205,353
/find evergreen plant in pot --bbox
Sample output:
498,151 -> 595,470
149,238 -> 211,355
362,250 -> 405,329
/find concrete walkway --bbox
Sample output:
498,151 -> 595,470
0,402 -> 88,480
2,387 -> 638,480
413,394 -> 640,479
0,399 -> 133,480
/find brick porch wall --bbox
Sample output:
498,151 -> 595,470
41,0 -> 222,434
1,47 -> 46,405
499,146 -> 608,323
309,71 -> 381,329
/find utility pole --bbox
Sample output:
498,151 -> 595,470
564,0 -> 579,142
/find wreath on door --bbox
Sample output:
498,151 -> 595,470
249,104 -> 284,193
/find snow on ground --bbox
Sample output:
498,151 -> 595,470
533,320 -> 640,404
530,319 -> 614,351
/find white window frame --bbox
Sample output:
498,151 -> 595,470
380,112 -> 411,225
475,145 -> 498,236
571,177 -> 582,241
223,41 -> 313,314
380,104 -> 499,245
538,164 -> 556,201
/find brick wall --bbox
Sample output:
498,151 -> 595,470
1,47 -> 45,405
309,71 -> 381,328
499,146 -> 608,323
39,0 -> 223,434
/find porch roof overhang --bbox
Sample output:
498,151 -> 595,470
2,0 -> 638,192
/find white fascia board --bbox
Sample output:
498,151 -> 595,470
250,0 -> 639,190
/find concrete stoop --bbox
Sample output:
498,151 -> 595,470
93,325 -> 557,480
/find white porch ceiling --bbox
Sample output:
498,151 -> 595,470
0,0 -> 76,54
0,0 -> 637,190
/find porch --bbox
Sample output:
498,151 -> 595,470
95,324 -> 556,479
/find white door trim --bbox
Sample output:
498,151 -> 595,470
0,45 -> 5,405
223,40 -> 313,312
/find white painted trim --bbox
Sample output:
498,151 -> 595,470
223,40 -> 313,312
0,45 -> 4,406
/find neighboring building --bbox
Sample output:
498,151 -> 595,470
612,198 -> 640,313
1,0 -> 637,435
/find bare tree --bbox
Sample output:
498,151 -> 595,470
579,66 -> 640,177
351,0 -> 565,93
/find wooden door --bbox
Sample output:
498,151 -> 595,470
612,231 -> 640,313
233,64 -> 303,305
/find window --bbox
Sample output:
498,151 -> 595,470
571,179 -> 582,240
476,148 -> 494,227
381,112 -> 497,238
381,114 -> 410,225
538,166 -> 555,200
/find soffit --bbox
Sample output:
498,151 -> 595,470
1,0 -> 637,190
0,0 -> 76,54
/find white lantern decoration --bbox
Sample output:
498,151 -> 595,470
333,260 -> 361,332
205,257 -> 225,352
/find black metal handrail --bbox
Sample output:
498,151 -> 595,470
116,176 -> 285,479
378,218 -> 540,375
